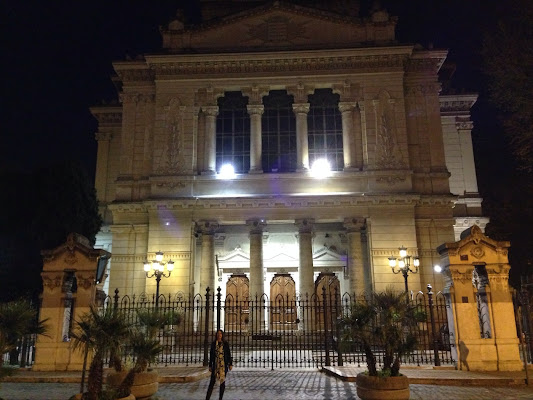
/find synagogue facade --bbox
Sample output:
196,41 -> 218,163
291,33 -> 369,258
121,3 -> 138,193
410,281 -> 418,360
91,0 -> 487,302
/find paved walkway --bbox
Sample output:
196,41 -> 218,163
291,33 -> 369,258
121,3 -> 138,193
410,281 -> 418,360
2,366 -> 533,400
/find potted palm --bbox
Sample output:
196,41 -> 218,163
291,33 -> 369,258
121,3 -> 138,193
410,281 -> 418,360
107,309 -> 180,400
340,287 -> 426,400
70,306 -> 133,400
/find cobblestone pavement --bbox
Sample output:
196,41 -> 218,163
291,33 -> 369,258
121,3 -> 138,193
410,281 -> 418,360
2,370 -> 533,400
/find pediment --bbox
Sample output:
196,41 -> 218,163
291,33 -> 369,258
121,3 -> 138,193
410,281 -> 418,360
218,248 -> 250,263
265,252 -> 298,262
162,2 -> 396,52
437,225 -> 510,265
313,247 -> 346,266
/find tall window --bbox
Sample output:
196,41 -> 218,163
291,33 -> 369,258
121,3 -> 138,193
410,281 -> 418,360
216,92 -> 250,173
308,89 -> 343,171
262,90 -> 297,173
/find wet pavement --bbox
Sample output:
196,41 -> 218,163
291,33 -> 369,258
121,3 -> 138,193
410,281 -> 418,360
2,369 -> 533,400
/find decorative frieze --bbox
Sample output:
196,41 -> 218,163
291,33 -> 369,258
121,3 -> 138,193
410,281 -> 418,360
149,53 -> 408,78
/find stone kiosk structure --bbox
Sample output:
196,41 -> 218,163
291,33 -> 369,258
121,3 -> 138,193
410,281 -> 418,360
438,225 -> 522,371
33,233 -> 111,371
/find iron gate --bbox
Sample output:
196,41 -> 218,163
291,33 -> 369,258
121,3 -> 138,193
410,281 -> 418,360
104,285 -> 454,369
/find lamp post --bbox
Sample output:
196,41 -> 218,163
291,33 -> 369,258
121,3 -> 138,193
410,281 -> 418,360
143,251 -> 174,307
388,246 -> 420,297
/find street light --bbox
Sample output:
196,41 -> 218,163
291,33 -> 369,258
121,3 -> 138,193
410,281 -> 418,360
143,251 -> 174,307
388,246 -> 420,296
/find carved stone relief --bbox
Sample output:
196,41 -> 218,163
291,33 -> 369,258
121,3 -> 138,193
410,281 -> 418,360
374,91 -> 405,169
160,98 -> 186,174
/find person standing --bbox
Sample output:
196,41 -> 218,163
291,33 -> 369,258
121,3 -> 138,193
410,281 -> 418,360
206,329 -> 233,400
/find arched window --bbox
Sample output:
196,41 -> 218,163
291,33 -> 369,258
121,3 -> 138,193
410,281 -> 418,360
216,92 -> 250,174
307,89 -> 343,171
262,90 -> 297,173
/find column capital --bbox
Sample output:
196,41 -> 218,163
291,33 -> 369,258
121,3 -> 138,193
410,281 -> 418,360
344,217 -> 365,232
196,220 -> 219,235
295,218 -> 315,233
201,105 -> 219,117
246,104 -> 264,115
247,219 -> 266,234
292,103 -> 310,114
338,102 -> 357,113
95,132 -> 113,141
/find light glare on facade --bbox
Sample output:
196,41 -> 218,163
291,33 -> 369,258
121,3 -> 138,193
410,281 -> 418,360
218,164 -> 236,179
310,159 -> 331,178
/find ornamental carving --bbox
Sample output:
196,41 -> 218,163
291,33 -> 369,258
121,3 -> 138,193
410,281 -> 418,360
246,16 -> 308,44
152,54 -> 406,78
470,246 -> 485,259
295,218 -> 315,234
247,219 -> 267,234
159,98 -> 186,175
376,175 -> 406,186
64,252 -> 78,266
456,121 -> 474,130
374,91 -> 405,169
77,274 -> 94,290
449,268 -> 473,285
42,275 -> 62,291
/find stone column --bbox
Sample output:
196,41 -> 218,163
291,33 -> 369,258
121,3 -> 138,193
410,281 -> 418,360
94,132 -> 112,205
353,104 -> 364,170
247,219 -> 266,298
292,103 -> 310,171
338,102 -> 357,171
247,104 -> 264,173
248,219 -> 266,331
201,106 -> 219,175
296,219 -> 315,298
197,221 -> 219,294
344,217 -> 366,296
457,120 -> 479,194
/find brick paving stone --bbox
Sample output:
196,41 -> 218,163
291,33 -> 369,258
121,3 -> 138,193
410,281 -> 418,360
2,370 -> 533,400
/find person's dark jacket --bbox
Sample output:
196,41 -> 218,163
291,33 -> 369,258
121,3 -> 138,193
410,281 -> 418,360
208,340 -> 233,375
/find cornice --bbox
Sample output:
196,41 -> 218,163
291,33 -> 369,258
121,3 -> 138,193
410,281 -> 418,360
89,106 -> 123,125
405,50 -> 448,74
146,47 -> 412,78
107,194 -> 428,215
113,62 -> 155,83
439,94 -> 478,116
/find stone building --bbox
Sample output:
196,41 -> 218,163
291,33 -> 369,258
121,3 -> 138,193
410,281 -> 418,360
91,0 -> 487,301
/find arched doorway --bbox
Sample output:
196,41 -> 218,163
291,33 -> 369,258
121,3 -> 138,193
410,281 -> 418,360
315,272 -> 341,331
225,274 -> 250,332
270,274 -> 297,331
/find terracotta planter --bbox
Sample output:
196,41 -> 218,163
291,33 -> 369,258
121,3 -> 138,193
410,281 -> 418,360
356,372 -> 410,400
107,371 -> 159,400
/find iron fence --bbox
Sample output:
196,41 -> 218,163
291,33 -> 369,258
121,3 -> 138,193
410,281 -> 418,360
101,285 -> 454,369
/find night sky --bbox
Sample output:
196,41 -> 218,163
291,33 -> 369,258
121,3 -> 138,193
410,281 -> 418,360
1,0 -> 503,183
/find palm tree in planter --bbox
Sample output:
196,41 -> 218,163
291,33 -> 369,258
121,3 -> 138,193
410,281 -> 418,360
70,306 -> 132,400
108,309 -> 181,400
340,288 -> 426,400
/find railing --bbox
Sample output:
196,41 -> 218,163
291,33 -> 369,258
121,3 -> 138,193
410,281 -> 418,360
102,285 -> 454,369
2,334 -> 37,368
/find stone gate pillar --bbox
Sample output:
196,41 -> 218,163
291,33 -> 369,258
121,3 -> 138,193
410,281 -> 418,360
437,225 -> 521,371
33,233 -> 111,371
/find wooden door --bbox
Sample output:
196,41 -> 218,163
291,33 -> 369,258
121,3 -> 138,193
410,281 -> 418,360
315,272 -> 340,331
225,274 -> 250,332
270,274 -> 297,330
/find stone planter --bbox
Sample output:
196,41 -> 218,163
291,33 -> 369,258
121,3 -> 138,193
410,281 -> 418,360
72,393 -> 135,400
356,372 -> 410,400
107,371 -> 159,400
